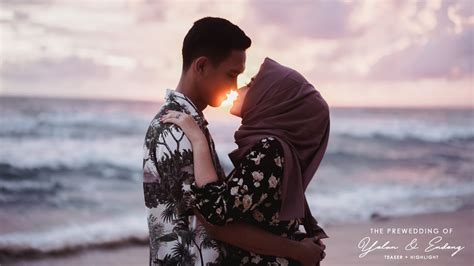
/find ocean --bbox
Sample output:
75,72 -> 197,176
0,95 -> 472,258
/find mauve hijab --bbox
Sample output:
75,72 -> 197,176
229,57 -> 330,238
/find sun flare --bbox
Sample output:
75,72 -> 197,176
220,90 -> 239,107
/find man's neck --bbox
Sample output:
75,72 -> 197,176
176,76 -> 207,112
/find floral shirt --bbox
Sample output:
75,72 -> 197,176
142,89 -> 227,265
191,137 -> 302,266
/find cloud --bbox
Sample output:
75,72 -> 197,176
366,0 -> 473,81
246,0 -> 473,82
1,56 -> 110,82
249,0 -> 362,39
368,27 -> 473,81
0,0 -> 472,106
133,0 -> 167,23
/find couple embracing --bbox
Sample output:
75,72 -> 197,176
143,17 -> 330,266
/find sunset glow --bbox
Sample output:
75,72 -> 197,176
220,90 -> 239,108
0,0 -> 472,108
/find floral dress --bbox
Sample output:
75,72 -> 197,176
191,136 -> 302,265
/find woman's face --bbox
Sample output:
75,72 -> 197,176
230,77 -> 255,117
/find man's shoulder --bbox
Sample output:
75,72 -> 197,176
144,105 -> 193,154
147,104 -> 183,131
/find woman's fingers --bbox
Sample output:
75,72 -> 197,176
160,110 -> 185,123
314,237 -> 326,250
165,110 -> 180,116
310,236 -> 326,252
160,114 -> 176,123
162,110 -> 179,119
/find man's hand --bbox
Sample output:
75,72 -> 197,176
297,236 -> 326,266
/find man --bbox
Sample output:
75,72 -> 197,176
142,17 -> 326,265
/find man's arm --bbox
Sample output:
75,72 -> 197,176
192,208 -> 325,264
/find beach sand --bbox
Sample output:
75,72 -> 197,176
4,207 -> 472,266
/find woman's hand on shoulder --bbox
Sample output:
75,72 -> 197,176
160,110 -> 207,145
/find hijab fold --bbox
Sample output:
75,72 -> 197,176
229,57 -> 330,238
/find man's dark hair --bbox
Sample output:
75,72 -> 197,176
182,17 -> 251,72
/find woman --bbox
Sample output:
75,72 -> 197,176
160,57 -> 330,265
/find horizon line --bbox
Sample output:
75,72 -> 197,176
0,93 -> 472,110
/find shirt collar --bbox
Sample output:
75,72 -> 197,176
165,89 -> 208,126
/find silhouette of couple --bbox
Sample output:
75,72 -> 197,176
143,17 -> 329,266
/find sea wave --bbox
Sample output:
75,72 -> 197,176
331,119 -> 474,143
0,112 -> 148,139
0,214 -> 148,259
307,180 -> 474,225
0,137 -> 143,172
0,162 -> 139,183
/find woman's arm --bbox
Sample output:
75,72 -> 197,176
188,136 -> 219,187
190,137 -> 285,226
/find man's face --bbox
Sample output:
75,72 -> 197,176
200,50 -> 246,107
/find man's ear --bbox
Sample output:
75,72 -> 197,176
193,56 -> 208,77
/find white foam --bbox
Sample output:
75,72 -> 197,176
0,212 -> 148,254
0,137 -> 143,171
306,181 -> 474,225
330,112 -> 474,142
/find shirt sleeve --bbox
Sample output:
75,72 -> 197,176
154,121 -> 193,159
143,111 -> 196,211
190,137 -> 284,226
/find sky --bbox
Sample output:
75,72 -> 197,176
0,0 -> 473,108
